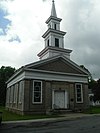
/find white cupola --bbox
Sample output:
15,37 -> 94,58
38,0 -> 72,60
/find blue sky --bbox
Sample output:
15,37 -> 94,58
0,0 -> 100,79
0,9 -> 11,35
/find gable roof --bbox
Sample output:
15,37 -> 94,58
7,55 -> 89,84
24,55 -> 89,75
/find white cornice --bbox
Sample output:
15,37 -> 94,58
46,16 -> 62,24
24,70 -> 88,83
7,67 -> 88,88
6,67 -> 24,84
24,68 -> 88,78
42,28 -> 66,38
37,46 -> 72,57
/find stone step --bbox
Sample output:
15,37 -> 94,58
52,109 -> 73,114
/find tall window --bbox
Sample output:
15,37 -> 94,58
10,86 -> 13,103
18,81 -> 24,103
47,39 -> 49,46
75,84 -> 83,103
54,24 -> 56,30
6,87 -> 10,104
13,85 -> 16,103
32,81 -> 42,103
13,84 -> 18,103
55,38 -> 59,47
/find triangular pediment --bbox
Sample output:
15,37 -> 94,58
25,56 -> 89,75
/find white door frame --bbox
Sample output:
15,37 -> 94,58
52,89 -> 68,109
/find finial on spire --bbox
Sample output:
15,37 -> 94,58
51,0 -> 57,17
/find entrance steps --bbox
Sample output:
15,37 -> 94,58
52,109 -> 73,115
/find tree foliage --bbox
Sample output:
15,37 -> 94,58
0,66 -> 15,106
89,79 -> 100,101
80,65 -> 100,101
80,65 -> 92,78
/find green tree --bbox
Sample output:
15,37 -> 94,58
92,79 -> 100,101
88,79 -> 100,102
80,65 -> 100,101
0,66 -> 15,106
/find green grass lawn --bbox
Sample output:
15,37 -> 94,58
1,106 -> 100,121
0,106 -> 59,121
85,106 -> 100,114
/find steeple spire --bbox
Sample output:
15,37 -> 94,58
51,0 -> 57,17
38,0 -> 72,60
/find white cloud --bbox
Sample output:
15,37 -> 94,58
0,0 -> 50,68
0,28 -> 4,34
0,0 -> 100,79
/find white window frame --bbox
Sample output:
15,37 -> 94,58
32,80 -> 42,104
75,83 -> 83,103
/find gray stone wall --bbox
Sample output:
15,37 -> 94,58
45,81 -> 52,113
69,83 -> 75,110
6,80 -> 24,115
24,80 -> 30,112
6,78 -> 89,115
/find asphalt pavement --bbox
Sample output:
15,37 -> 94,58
1,113 -> 100,127
1,113 -> 100,133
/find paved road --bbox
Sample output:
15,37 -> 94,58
1,115 -> 100,133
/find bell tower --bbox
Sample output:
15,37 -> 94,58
38,0 -> 72,60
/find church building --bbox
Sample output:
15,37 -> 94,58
6,1 -> 89,115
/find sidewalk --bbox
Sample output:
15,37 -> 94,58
1,113 -> 98,126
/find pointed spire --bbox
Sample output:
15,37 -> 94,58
51,0 -> 57,17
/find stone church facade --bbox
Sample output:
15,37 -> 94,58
6,1 -> 89,115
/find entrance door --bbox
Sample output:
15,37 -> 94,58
54,91 -> 65,109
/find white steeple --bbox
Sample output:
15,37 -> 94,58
51,0 -> 57,17
38,0 -> 72,60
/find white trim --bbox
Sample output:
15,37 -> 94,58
7,69 -> 88,88
75,83 -> 83,103
26,68 -> 88,77
32,80 -> 42,104
7,72 -> 25,88
25,71 -> 88,83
